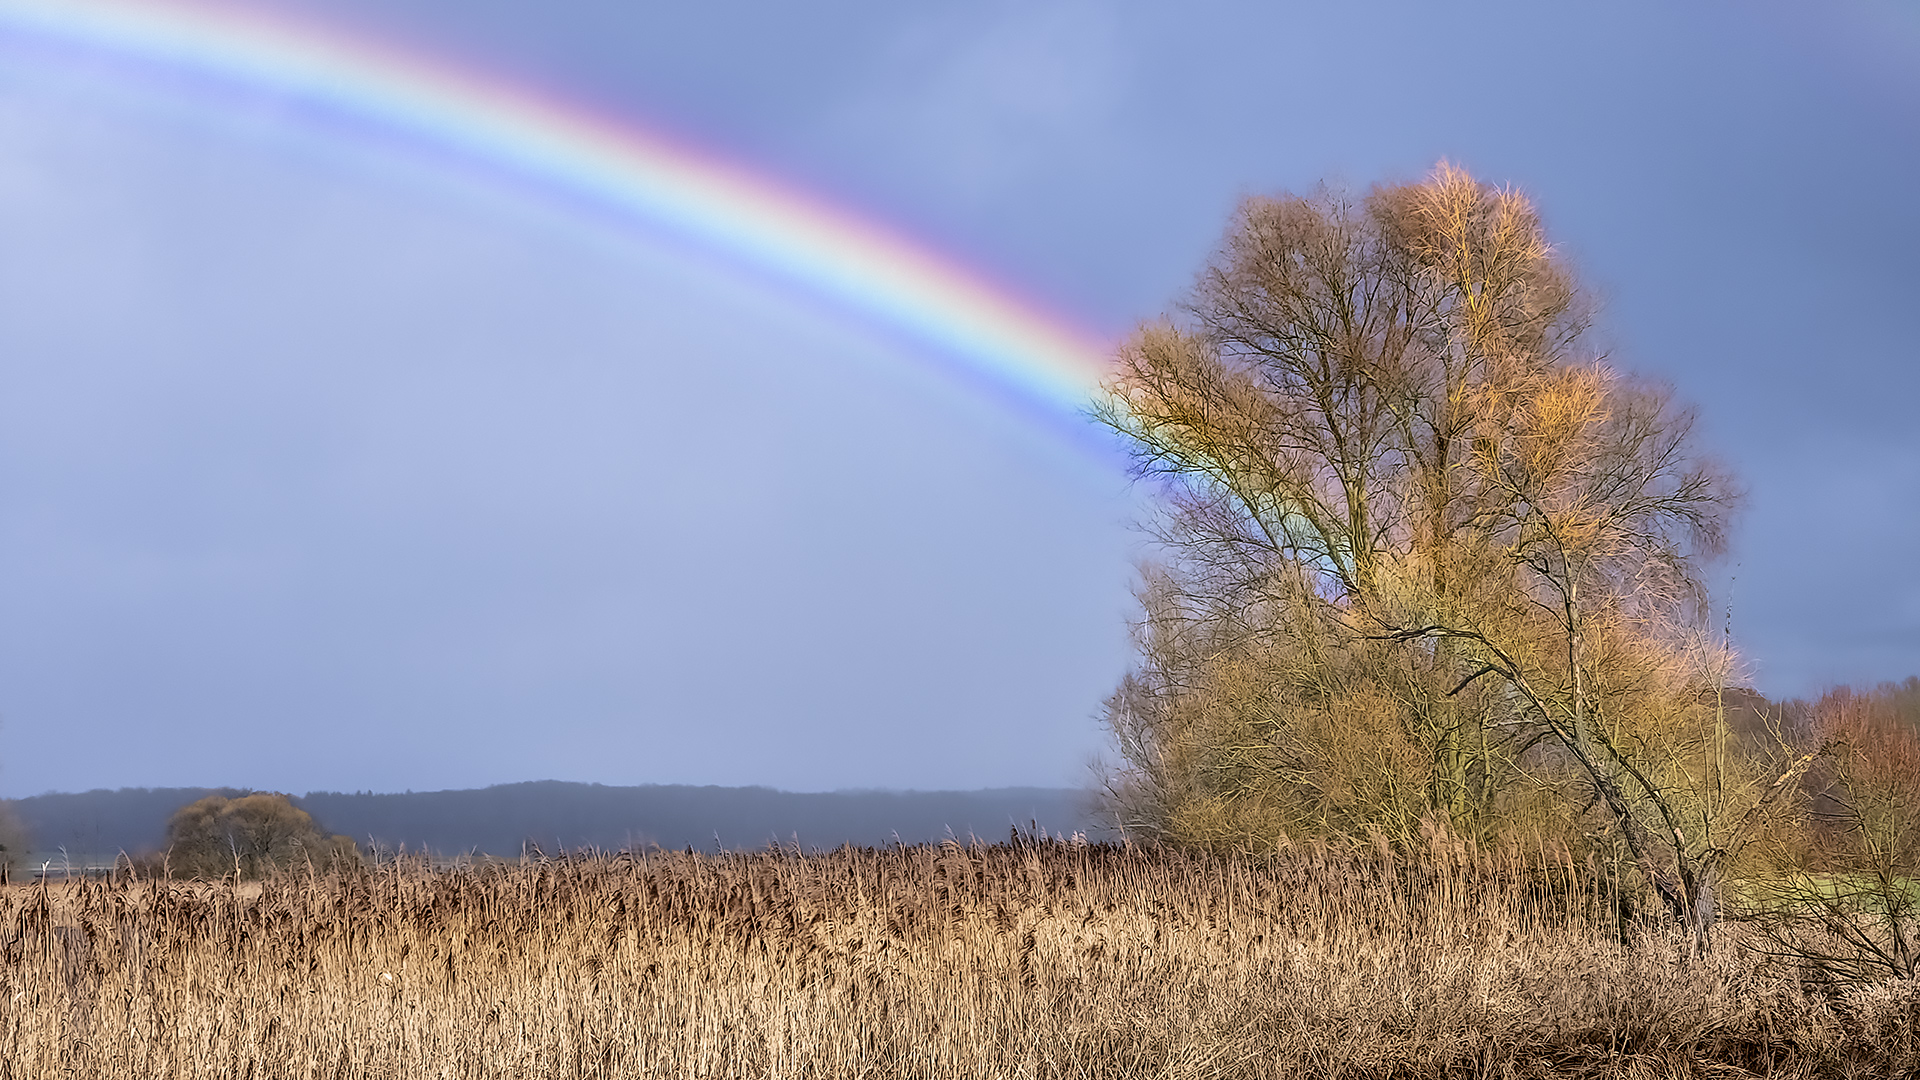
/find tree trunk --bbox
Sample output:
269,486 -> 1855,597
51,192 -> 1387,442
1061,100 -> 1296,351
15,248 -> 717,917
1687,861 -> 1718,957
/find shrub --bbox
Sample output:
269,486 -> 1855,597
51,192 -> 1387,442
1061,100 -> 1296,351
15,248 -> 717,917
163,792 -> 358,880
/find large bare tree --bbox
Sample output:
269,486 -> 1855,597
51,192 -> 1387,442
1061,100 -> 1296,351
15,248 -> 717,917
1097,164 -> 1813,950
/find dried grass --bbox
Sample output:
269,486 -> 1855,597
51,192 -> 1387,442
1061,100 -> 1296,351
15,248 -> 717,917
3,839 -> 1916,1078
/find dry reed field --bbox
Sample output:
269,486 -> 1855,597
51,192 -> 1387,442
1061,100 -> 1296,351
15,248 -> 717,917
4,838 -> 1918,1079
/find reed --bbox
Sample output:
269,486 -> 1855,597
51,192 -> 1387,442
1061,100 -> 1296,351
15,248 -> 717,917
3,838 -> 1915,1078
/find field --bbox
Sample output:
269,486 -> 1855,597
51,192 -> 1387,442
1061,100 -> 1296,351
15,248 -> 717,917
4,839 -> 1918,1079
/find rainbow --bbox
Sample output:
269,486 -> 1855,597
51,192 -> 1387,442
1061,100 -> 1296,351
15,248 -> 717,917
0,0 -> 1114,419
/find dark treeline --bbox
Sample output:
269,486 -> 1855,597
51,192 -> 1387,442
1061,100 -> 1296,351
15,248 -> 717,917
6,781 -> 1100,860
7,786 -> 248,863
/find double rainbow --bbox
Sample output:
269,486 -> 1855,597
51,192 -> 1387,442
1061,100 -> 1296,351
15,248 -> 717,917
0,0 -> 1114,419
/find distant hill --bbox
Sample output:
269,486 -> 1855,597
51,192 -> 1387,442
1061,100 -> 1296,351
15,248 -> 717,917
7,786 -> 248,862
6,781 -> 1105,860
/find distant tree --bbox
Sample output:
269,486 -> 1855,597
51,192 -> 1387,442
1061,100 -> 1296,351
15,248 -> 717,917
0,800 -> 26,882
165,792 -> 358,880
1746,681 -> 1920,983
1095,163 -> 1817,952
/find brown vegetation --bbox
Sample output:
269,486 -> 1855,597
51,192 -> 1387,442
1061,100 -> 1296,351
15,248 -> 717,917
1744,680 -> 1920,984
5,839 -> 1918,1078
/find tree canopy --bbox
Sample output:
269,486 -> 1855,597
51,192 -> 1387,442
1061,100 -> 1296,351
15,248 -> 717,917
165,792 -> 357,880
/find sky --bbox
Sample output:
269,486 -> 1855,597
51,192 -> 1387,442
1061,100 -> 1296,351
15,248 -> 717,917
0,1 -> 1914,798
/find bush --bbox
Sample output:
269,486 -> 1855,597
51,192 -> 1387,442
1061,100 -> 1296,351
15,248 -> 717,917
164,792 -> 358,880
0,800 -> 26,881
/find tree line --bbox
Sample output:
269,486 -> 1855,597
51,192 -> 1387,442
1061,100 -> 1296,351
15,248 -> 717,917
0,782 -> 1101,878
0,791 -> 352,882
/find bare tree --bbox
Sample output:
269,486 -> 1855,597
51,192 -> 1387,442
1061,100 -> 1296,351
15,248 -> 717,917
1097,163 -> 1810,950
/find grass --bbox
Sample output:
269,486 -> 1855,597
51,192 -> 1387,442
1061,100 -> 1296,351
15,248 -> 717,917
4,838 -> 1918,1078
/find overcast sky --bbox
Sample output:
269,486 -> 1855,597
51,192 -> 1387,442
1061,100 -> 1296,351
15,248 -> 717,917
0,1 -> 1914,798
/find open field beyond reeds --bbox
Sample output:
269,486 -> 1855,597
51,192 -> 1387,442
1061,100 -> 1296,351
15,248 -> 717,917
4,840 -> 1918,1079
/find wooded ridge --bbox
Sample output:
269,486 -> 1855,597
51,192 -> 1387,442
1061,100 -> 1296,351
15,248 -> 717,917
5,781 -> 1099,860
